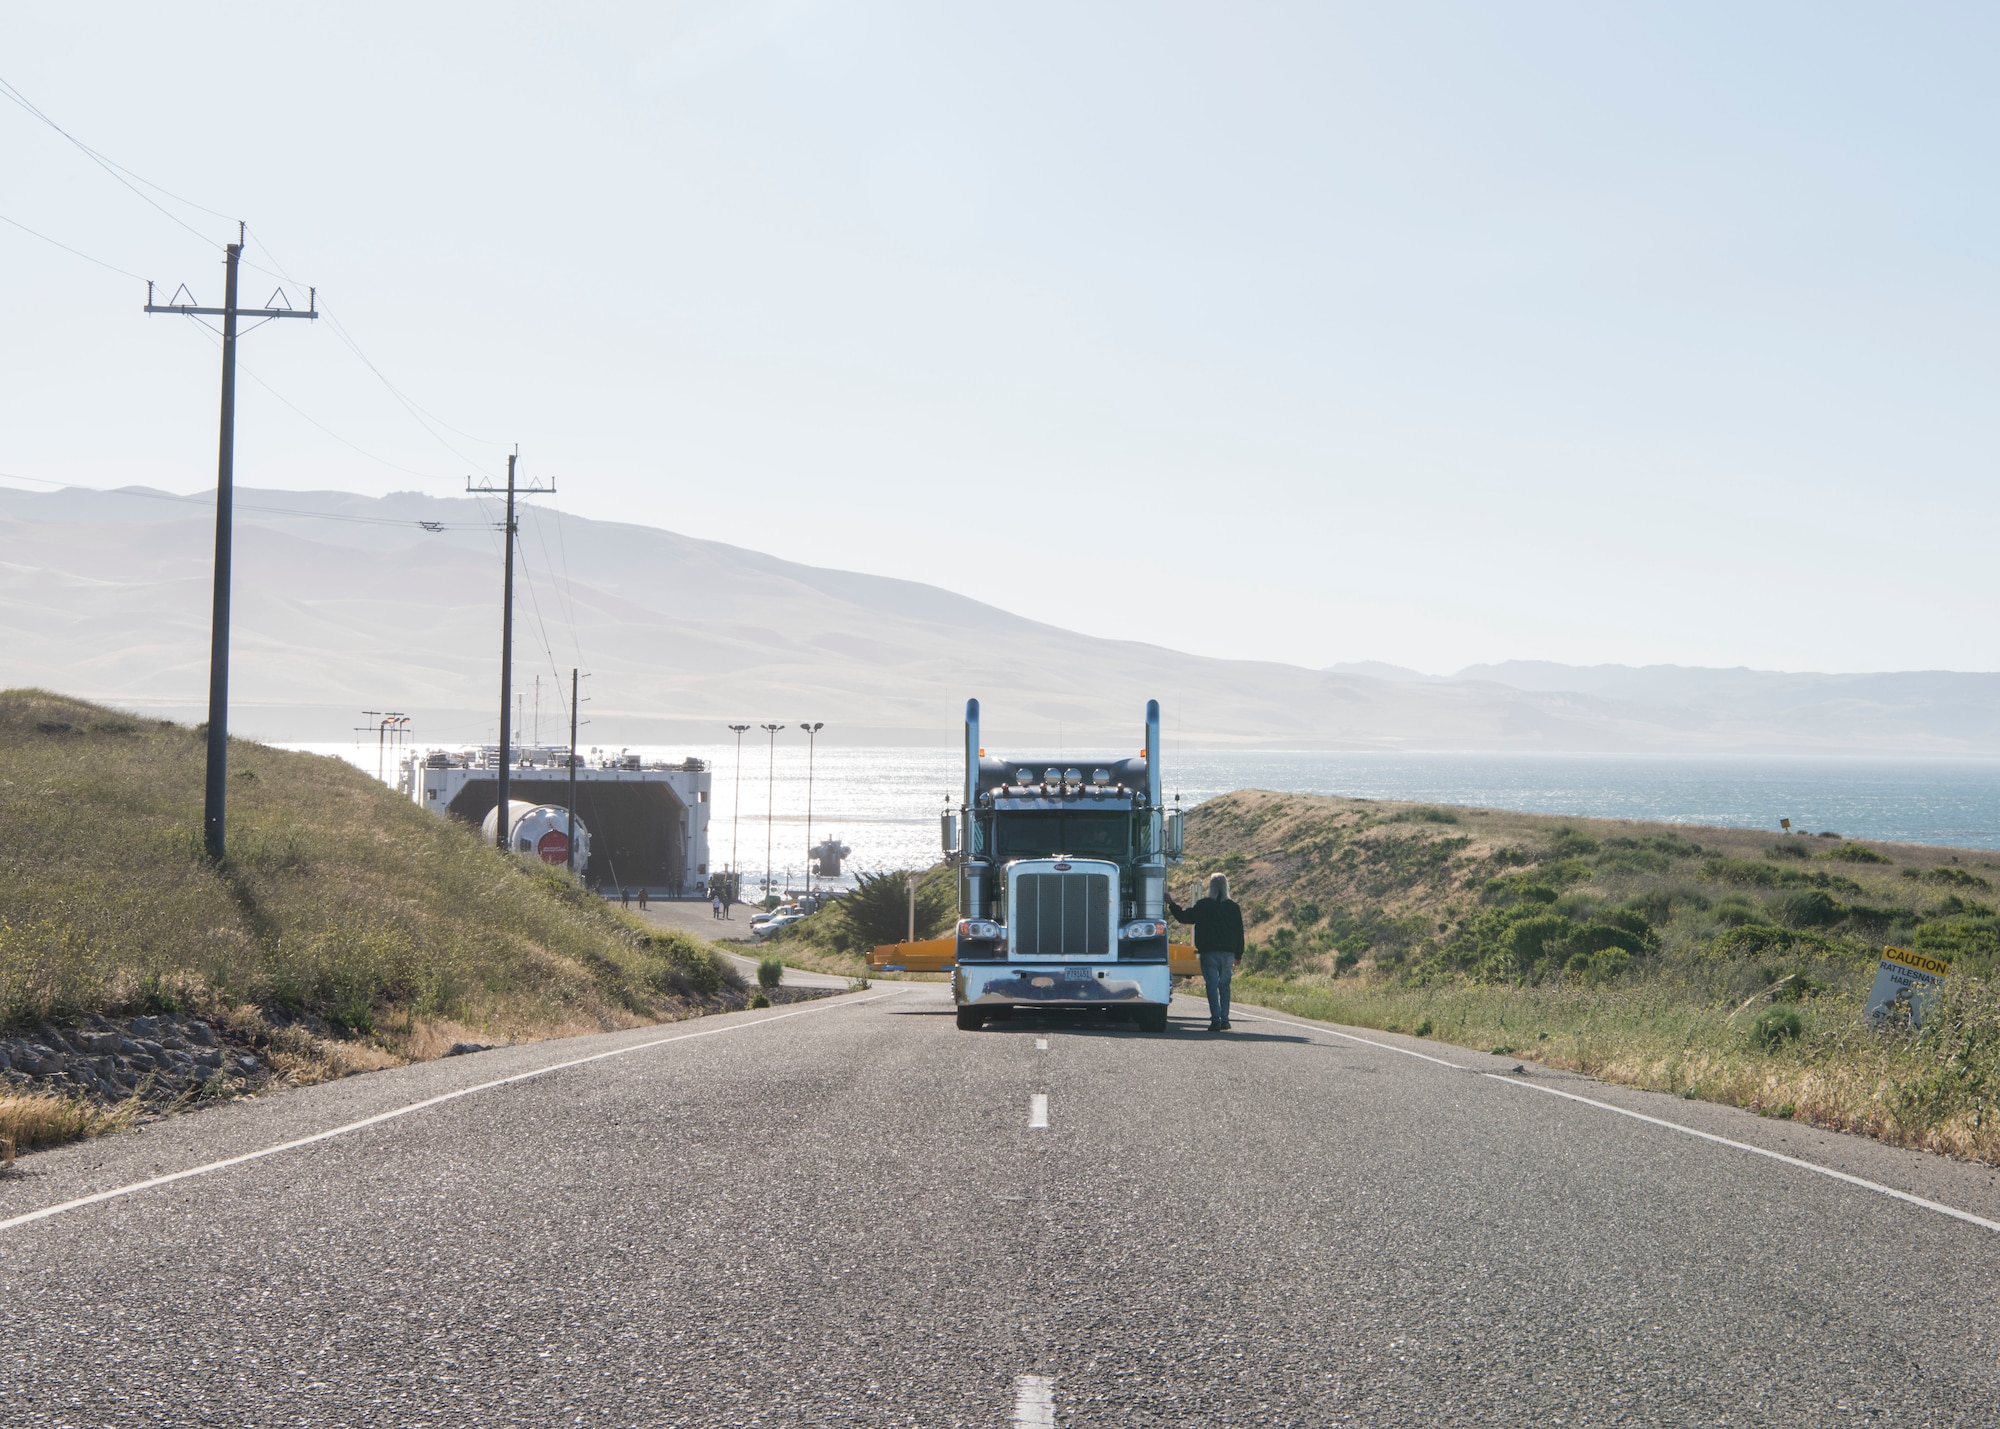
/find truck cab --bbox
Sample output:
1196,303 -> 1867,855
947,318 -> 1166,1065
944,698 -> 1183,1031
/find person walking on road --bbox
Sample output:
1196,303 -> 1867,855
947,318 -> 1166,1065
638,887 -> 649,911
1167,873 -> 1245,1032
711,893 -> 724,920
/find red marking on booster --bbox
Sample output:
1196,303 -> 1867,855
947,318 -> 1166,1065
536,830 -> 570,865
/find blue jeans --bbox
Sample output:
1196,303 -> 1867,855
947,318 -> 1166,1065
1199,952 -> 1236,1025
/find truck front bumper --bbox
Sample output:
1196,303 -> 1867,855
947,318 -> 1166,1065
955,962 -> 1172,1008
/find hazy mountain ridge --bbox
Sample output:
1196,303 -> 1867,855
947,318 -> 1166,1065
3,484 -> 1996,753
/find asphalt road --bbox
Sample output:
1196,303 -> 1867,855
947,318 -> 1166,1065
4,987 -> 2000,1426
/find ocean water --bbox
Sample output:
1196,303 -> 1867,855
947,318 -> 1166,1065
282,741 -> 2000,884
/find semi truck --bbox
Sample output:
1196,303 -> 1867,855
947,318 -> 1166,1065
933,697 -> 1185,1032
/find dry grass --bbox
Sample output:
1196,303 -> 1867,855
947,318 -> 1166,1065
0,1090 -> 139,1154
1238,973 -> 2000,1163
1194,788 -> 2000,1165
0,689 -> 748,1149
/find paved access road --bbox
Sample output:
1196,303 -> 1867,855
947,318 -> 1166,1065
4,987 -> 2000,1427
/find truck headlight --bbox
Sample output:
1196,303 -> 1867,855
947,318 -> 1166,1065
958,918 -> 1004,941
1119,919 -> 1168,939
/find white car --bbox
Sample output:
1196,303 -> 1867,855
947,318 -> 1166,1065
751,911 -> 807,940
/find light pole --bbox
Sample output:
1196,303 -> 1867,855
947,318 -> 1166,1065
799,722 -> 823,898
760,723 -> 783,903
727,724 -> 750,901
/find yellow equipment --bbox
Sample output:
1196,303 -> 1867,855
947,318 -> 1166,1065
870,938 -> 1199,977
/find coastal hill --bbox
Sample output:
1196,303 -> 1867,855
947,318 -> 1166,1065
4,483 -> 1997,752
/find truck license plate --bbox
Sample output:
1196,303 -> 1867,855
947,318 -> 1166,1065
1063,965 -> 1092,981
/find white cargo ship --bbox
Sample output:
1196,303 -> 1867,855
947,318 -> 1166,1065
400,745 -> 712,898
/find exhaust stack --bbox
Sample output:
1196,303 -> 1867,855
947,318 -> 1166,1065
1145,699 -> 1162,808
965,698 -> 981,810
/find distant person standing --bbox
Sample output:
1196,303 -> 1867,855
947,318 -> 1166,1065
620,886 -> 630,908
711,893 -> 724,920
638,887 -> 649,911
1168,873 -> 1245,1032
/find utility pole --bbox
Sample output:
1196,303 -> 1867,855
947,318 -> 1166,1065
354,710 -> 409,783
567,668 -> 580,875
467,455 -> 553,849
799,722 -> 823,897
145,227 -> 316,860
727,724 -> 750,901
761,723 -> 783,902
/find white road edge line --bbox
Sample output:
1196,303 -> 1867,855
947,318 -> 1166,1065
1035,1038 -> 1048,1051
1232,1010 -> 1475,1069
1487,1073 -> 2000,1234
1028,1093 -> 1049,1129
1233,1007 -> 2000,1237
1013,1373 -> 1055,1426
0,989 -> 907,1235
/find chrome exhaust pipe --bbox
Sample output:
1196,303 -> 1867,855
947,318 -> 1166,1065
1144,699 -> 1162,809
965,697 -> 981,810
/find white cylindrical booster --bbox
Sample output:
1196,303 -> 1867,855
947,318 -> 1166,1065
480,800 -> 592,868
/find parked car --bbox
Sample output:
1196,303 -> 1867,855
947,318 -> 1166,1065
751,911 -> 807,940
748,902 -> 802,929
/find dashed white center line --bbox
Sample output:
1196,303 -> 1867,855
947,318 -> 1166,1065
1013,1373 -> 1055,1425
1028,1093 -> 1049,1129
1035,1038 -> 1048,1050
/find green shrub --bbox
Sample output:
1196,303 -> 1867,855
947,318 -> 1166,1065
749,992 -> 770,1009
1389,806 -> 1460,825
756,957 -> 783,991
1781,890 -> 1845,928
1709,924 -> 1849,961
1713,897 -> 1768,928
1823,843 -> 1890,864
776,867 -> 954,954
1766,842 -> 1812,862
1913,918 -> 2000,977
1905,866 -> 1993,890
1548,827 -> 1600,858
1751,1007 -> 1803,1049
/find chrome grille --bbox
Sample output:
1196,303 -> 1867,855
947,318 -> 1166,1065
1012,872 -> 1111,958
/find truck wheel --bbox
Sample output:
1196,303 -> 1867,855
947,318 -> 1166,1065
955,1006 -> 985,1031
1138,1006 -> 1168,1034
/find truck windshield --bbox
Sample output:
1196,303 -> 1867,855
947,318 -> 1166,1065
994,812 -> 1130,860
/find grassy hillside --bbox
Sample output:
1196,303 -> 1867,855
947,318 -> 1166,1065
0,690 -> 740,1147
1182,790 -> 2000,1162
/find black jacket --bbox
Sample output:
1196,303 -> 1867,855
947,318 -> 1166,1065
1167,895 -> 1245,955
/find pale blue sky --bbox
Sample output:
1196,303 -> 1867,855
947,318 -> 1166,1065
2,3 -> 1996,674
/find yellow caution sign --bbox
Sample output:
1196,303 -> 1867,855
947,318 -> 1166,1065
1867,945 -> 1951,1024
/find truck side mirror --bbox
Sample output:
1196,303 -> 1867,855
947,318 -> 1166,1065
941,812 -> 961,855
1164,810 -> 1184,860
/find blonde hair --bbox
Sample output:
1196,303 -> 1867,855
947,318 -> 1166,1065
1208,872 -> 1229,900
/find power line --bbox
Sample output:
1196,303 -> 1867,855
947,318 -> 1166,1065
173,316 -> 457,482
240,224 -> 507,459
0,71 -> 229,251
0,209 -> 148,281
0,74 -> 502,492
526,502 -> 586,675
